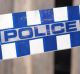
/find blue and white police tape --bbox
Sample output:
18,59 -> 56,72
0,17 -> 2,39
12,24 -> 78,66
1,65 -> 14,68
0,5 -> 80,60
0,20 -> 80,60
0,5 -> 80,30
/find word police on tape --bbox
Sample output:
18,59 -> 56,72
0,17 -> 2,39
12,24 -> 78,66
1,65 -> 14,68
0,5 -> 80,60
0,20 -> 79,44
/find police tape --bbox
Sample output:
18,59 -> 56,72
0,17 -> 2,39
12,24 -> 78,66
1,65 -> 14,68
0,20 -> 80,60
0,5 -> 80,60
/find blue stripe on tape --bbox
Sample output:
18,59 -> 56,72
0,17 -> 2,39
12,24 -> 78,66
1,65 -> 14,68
0,46 -> 2,59
70,31 -> 80,47
13,12 -> 27,27
68,6 -> 79,21
40,9 -> 54,24
15,40 -> 30,57
13,12 -> 29,57
0,34 -> 2,59
43,35 -> 57,52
